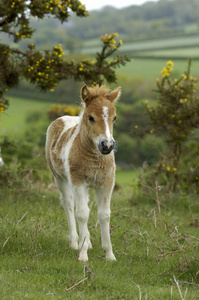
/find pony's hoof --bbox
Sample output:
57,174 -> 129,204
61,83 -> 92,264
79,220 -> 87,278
78,253 -> 88,262
70,239 -> 79,250
88,240 -> 92,249
106,252 -> 116,261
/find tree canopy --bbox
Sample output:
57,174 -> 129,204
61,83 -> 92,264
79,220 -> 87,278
0,0 -> 130,116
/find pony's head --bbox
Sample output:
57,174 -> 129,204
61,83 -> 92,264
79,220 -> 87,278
81,84 -> 121,155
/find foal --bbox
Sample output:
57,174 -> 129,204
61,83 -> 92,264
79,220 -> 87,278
45,84 -> 121,262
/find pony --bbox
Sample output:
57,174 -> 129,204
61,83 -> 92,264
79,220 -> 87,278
45,84 -> 121,262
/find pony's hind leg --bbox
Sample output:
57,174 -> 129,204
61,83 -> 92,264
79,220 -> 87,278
74,185 -> 92,262
54,176 -> 79,250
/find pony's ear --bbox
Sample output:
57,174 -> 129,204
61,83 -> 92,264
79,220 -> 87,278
81,84 -> 91,104
107,87 -> 121,103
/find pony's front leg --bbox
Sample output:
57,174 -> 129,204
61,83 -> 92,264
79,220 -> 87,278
74,185 -> 91,262
96,187 -> 116,261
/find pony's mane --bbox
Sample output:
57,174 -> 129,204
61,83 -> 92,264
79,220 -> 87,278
87,85 -> 110,99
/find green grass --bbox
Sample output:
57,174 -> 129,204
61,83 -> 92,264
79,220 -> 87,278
116,168 -> 139,185
82,34 -> 199,58
1,97 -> 50,138
116,58 -> 199,79
121,35 -> 199,53
0,173 -> 199,299
138,47 -> 199,58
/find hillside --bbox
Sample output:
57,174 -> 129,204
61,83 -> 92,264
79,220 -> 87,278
8,0 -> 199,56
67,0 -> 199,42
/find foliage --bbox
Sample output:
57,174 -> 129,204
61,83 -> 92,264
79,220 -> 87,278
0,0 -> 130,116
47,104 -> 82,120
142,59 -> 199,191
7,59 -> 199,106
7,78 -> 82,103
0,111 -> 49,187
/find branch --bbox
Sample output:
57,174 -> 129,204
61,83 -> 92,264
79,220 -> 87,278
0,13 -> 16,28
0,16 -> 8,26
11,48 -> 27,57
66,277 -> 88,292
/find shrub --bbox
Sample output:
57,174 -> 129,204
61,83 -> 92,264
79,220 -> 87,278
143,59 -> 199,191
47,104 -> 82,120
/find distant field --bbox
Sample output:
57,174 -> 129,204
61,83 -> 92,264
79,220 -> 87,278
121,35 -> 199,53
138,47 -> 199,58
1,97 -> 50,138
81,34 -> 199,59
116,58 -> 199,79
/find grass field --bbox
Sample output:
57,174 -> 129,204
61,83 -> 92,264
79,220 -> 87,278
0,171 -> 199,299
1,97 -> 50,138
116,58 -> 199,79
138,47 -> 199,59
82,34 -> 199,59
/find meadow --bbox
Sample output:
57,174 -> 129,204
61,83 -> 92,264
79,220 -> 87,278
82,34 -> 199,60
80,34 -> 199,84
0,98 -> 50,138
1,170 -> 199,299
116,58 -> 199,80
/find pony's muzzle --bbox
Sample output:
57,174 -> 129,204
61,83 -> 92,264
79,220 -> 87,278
98,139 -> 115,155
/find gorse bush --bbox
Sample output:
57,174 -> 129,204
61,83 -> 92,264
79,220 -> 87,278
47,104 -> 82,120
143,59 -> 199,191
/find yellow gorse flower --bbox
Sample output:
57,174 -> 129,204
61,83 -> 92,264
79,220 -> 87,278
100,33 -> 121,50
160,60 -> 174,78
54,44 -> 64,57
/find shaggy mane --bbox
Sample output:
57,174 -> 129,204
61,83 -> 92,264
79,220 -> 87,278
87,84 -> 110,99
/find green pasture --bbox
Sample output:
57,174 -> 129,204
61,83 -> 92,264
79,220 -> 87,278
82,34 -> 199,60
122,35 -> 199,53
138,47 -> 199,59
116,58 -> 199,79
1,97 -> 50,138
0,173 -> 199,299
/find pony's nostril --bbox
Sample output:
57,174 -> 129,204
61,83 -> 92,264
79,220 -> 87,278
111,140 -> 115,148
98,139 -> 115,155
101,140 -> 107,148
101,139 -> 115,150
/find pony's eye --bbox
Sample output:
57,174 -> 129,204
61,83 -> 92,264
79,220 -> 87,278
113,116 -> 117,122
88,115 -> 95,122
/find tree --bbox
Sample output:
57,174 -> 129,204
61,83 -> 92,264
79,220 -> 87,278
0,0 -> 130,117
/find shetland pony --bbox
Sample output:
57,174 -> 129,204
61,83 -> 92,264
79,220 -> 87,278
45,84 -> 121,262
